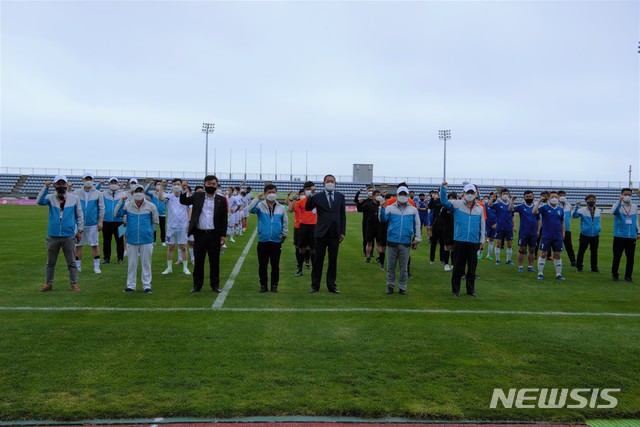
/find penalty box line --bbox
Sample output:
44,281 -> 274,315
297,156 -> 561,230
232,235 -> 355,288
212,228 -> 258,310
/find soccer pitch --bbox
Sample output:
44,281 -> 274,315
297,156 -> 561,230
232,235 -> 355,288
0,205 -> 638,423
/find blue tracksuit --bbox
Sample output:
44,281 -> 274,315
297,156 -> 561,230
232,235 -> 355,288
249,198 -> 289,243
440,186 -> 485,244
379,202 -> 422,245
572,206 -> 602,237
37,186 -> 85,238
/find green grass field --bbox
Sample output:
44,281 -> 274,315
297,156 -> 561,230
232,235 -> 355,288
0,205 -> 639,422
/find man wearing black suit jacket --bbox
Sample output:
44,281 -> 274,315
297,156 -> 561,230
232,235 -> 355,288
180,175 -> 228,293
305,174 -> 346,293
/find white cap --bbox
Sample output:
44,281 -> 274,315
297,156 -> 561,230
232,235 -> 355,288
109,177 -> 119,183
463,184 -> 476,193
397,186 -> 409,194
129,178 -> 138,184
131,184 -> 144,192
53,175 -> 68,184
83,171 -> 94,179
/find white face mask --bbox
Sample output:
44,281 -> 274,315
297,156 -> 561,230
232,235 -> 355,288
172,185 -> 181,194
305,190 -> 312,196
324,183 -> 336,192
375,196 -> 384,203
109,184 -> 119,191
133,193 -> 145,201
156,185 -> 162,191
549,197 -> 559,205
501,194 -> 509,202
299,195 -> 306,200
397,195 -> 408,204
623,195 -> 632,203
266,193 -> 277,202
465,194 -> 476,202
367,191 -> 373,197
559,196 -> 567,203
83,181 -> 94,189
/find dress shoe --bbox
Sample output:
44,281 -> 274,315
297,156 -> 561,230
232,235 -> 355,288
329,289 -> 340,294
624,276 -> 633,282
189,288 -> 201,293
385,288 -> 394,295
452,292 -> 460,297
212,287 -> 221,293
398,289 -> 407,295
259,287 -> 268,293
467,293 -> 478,298
270,288 -> 278,293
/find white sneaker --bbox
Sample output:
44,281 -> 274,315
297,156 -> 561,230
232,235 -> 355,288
94,267 -> 101,274
430,261 -> 434,265
175,260 -> 182,265
162,242 -> 167,247
123,251 -> 128,257
162,267 -> 172,275
230,237 -> 236,243
444,264 -> 451,272
183,266 -> 191,275
222,244 -> 228,248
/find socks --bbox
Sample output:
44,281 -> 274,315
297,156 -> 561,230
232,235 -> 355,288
554,258 -> 562,276
495,247 -> 501,260
506,248 -> 513,262
296,250 -> 303,269
76,260 -> 81,269
167,260 -> 172,269
178,251 -> 183,262
488,241 -> 494,254
379,252 -> 385,265
93,258 -> 100,269
189,247 -> 194,262
538,257 -> 546,274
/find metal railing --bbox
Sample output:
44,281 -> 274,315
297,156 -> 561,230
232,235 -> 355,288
0,167 -> 630,188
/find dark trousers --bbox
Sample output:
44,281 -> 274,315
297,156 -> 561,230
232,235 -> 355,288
312,234 -> 340,291
564,231 -> 576,265
576,234 -> 599,272
451,241 -> 479,295
612,237 -> 636,279
192,229 -> 221,291
361,221 -> 367,255
430,227 -> 445,263
258,241 -> 281,290
102,221 -> 124,261
154,216 -> 167,243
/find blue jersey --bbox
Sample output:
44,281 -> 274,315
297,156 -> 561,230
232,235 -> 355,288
490,201 -> 514,231
538,204 -> 564,239
417,200 -> 428,221
486,207 -> 497,225
514,203 -> 538,237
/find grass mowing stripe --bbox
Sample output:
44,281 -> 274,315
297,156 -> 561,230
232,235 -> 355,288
212,228 -> 258,310
0,306 -> 639,317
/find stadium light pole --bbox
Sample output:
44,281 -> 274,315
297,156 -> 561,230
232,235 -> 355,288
201,122 -> 215,176
305,150 -> 308,181
439,129 -> 451,182
259,143 -> 263,181
290,149 -> 293,181
275,149 -> 278,180
244,148 -> 247,180
229,148 -> 232,179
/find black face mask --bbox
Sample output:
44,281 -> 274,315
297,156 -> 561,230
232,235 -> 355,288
587,201 -> 596,207
525,198 -> 534,204
205,186 -> 217,194
55,186 -> 67,195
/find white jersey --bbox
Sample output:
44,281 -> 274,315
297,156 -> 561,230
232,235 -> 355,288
228,195 -> 242,213
165,193 -> 190,229
243,193 -> 253,213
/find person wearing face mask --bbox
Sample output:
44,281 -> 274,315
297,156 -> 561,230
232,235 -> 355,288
101,177 -> 125,265
417,193 -> 428,233
287,189 -> 304,274
180,175 -> 228,293
533,191 -> 566,280
478,193 -> 497,260
160,178 -> 191,276
295,182 -> 318,276
384,183 -> 416,277
354,186 -> 375,257
488,188 -> 515,266
38,176 -> 84,292
428,191 -> 448,266
557,190 -> 576,267
510,190 -> 540,272
226,186 -> 241,243
305,174 -> 346,293
440,183 -> 485,297
361,189 -> 383,264
378,186 -> 421,295
145,180 -> 168,246
572,194 -> 601,273
118,185 -> 159,293
249,184 -> 288,292
610,188 -> 639,282
241,186 -> 253,233
73,172 -> 105,274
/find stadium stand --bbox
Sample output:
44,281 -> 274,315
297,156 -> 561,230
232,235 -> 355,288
1,173 -> 638,207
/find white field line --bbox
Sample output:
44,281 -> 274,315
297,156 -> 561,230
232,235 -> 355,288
212,228 -> 258,310
0,306 -> 639,317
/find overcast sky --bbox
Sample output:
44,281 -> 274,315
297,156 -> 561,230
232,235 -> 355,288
1,0 -> 638,183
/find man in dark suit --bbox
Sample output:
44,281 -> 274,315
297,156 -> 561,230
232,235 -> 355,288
180,175 -> 228,293
305,174 -> 346,293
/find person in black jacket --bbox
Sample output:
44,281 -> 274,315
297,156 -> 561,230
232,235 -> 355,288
305,174 -> 346,293
179,175 -> 228,293
428,191 -> 446,266
354,186 -> 374,257
441,192 -> 456,271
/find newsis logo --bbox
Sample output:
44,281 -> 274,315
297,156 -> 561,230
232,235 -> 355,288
490,388 -> 620,409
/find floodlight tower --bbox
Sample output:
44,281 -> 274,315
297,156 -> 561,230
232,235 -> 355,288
438,129 -> 451,182
201,122 -> 215,175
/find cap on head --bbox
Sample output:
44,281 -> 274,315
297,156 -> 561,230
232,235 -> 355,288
129,178 -> 138,185
53,175 -> 68,184
83,171 -> 94,180
109,177 -> 119,183
131,184 -> 144,192
463,184 -> 476,193
397,186 -> 409,195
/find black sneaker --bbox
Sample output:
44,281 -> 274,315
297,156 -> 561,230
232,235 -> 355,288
591,269 -> 599,273
399,289 -> 407,295
305,262 -> 310,269
624,276 -> 633,282
294,269 -> 303,277
385,288 -> 394,294
270,288 -> 278,293
123,288 -> 135,293
102,259 -> 110,264
452,292 -> 460,297
117,259 -> 123,264
366,257 -> 371,263
259,287 -> 268,293
468,293 -> 478,298
612,276 -> 620,282
144,288 -> 152,294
